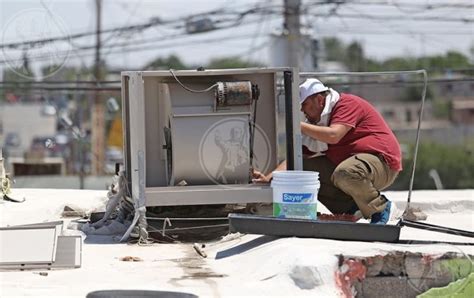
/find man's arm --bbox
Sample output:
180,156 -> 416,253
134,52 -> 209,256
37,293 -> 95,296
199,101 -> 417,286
300,122 -> 351,144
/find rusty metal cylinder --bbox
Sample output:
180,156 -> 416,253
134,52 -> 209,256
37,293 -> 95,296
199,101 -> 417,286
215,81 -> 259,107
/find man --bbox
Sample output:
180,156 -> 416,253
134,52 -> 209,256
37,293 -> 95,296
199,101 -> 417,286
253,78 -> 402,224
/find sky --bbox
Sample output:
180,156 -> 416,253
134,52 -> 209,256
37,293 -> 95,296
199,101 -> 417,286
1,0 -> 473,79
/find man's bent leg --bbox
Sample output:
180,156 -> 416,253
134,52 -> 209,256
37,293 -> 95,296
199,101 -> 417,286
303,156 -> 355,214
331,153 -> 398,218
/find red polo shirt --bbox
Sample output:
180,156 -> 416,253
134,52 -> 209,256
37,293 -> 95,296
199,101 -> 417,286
326,93 -> 402,171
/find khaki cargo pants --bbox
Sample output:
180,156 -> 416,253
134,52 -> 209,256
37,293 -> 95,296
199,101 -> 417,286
303,153 -> 399,218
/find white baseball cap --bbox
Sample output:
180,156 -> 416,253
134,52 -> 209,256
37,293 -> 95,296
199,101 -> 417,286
299,78 -> 329,104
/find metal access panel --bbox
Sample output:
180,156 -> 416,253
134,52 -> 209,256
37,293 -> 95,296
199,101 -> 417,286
0,226 -> 58,266
121,68 -> 303,206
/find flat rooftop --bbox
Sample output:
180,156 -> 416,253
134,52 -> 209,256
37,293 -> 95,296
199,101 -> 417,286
0,189 -> 472,297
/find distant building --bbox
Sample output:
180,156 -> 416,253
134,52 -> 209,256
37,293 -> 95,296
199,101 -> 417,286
451,97 -> 474,124
0,103 -> 57,157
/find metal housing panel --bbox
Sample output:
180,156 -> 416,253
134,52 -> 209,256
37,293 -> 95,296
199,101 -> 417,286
145,185 -> 272,206
171,113 -> 250,185
121,75 -> 132,187
53,236 -> 82,268
122,67 -> 292,77
0,226 -> 58,265
128,73 -> 147,201
290,68 -> 303,170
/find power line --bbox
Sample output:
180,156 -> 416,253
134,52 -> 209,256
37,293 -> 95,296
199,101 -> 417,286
306,12 -> 473,23
307,0 -> 474,10
0,32 -> 263,65
1,1 -> 472,73
3,1 -> 470,51
0,86 -> 120,91
2,77 -> 472,88
0,5 -> 282,50
0,80 -> 120,85
0,10 -> 283,66
0,7 -> 283,67
0,18 -> 162,49
317,29 -> 473,35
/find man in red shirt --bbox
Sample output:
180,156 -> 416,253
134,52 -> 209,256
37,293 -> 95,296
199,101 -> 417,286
254,78 -> 401,224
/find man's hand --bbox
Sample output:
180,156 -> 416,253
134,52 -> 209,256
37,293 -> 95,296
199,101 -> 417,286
252,169 -> 270,183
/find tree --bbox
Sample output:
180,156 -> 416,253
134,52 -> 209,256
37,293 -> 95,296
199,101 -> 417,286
391,142 -> 474,190
145,54 -> 187,70
318,37 -> 473,73
382,57 -> 417,71
41,65 -> 94,81
470,43 -> 474,64
206,56 -> 263,69
322,37 -> 346,61
345,41 -> 366,71
1,68 -> 35,103
401,85 -> 433,102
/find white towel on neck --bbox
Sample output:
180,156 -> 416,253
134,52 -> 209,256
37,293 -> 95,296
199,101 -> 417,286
302,88 -> 340,155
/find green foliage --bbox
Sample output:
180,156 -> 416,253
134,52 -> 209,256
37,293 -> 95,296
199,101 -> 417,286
381,57 -> 418,71
322,37 -> 346,61
145,54 -> 186,70
206,56 -> 263,69
41,65 -> 94,81
344,41 -> 366,71
400,85 -> 433,102
391,142 -> 474,190
432,98 -> 451,119
1,68 -> 35,103
322,37 -> 473,72
379,51 -> 472,72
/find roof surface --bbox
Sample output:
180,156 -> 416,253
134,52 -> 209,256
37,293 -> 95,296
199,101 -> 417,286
0,188 -> 472,297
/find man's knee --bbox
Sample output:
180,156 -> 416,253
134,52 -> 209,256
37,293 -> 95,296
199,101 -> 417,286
332,163 -> 366,186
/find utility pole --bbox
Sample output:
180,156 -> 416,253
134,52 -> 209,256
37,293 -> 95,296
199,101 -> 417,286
91,0 -> 105,175
76,74 -> 85,189
284,0 -> 302,69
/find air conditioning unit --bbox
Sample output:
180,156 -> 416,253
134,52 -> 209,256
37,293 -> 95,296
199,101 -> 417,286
120,68 -> 302,207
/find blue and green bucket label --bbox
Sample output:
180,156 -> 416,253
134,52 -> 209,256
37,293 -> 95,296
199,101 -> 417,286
274,192 -> 317,220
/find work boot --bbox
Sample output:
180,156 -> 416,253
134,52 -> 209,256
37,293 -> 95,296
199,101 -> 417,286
370,195 -> 393,225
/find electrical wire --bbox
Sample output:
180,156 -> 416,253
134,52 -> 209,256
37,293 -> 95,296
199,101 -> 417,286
0,29 -> 268,65
168,69 -> 218,93
1,1 -> 472,74
304,12 -> 473,23
100,0 -> 145,58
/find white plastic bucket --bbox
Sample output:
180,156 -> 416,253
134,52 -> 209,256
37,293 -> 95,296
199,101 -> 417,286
271,171 -> 320,220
